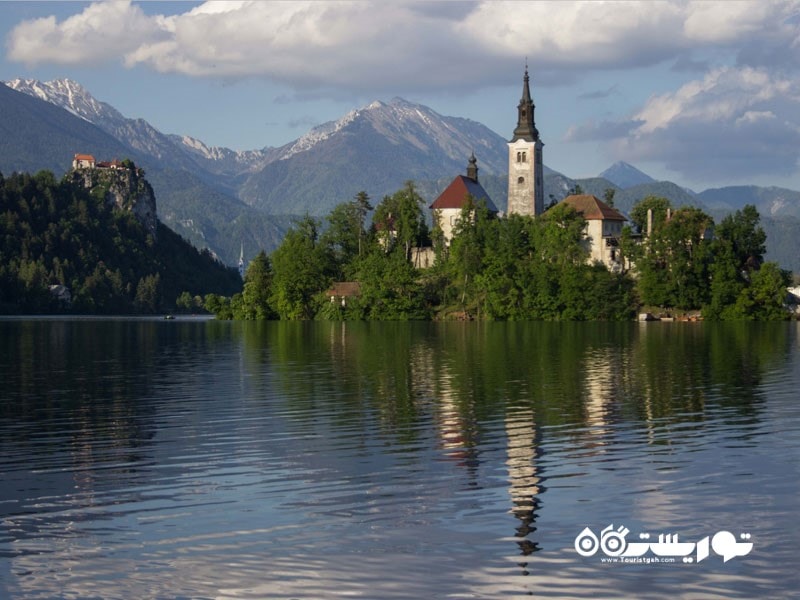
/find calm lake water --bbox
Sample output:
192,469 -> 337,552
0,318 -> 798,599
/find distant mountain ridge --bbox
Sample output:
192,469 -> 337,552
5,78 -> 268,185
238,97 -> 510,215
0,82 -> 292,265
599,161 -> 657,189
2,77 -> 799,271
698,185 -> 800,219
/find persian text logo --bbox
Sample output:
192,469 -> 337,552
574,524 -> 753,564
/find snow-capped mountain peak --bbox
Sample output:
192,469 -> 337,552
5,77 -> 124,126
278,105 -> 367,161
276,97 -> 497,168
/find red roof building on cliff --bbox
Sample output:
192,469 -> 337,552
72,154 -> 95,169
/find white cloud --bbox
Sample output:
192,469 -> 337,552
5,1 -> 798,90
735,110 -> 776,126
6,1 -> 167,67
5,0 -> 798,185
682,0 -> 790,43
570,67 -> 800,181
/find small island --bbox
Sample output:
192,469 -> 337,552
0,71 -> 793,321
207,70 -> 792,323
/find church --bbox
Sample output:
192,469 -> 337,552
430,66 -> 627,271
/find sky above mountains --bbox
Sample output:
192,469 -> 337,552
2,1 -> 798,192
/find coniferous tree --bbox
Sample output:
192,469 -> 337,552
236,251 -> 277,320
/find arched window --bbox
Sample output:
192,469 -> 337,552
518,177 -> 525,184
517,152 -> 522,163
522,152 -> 527,162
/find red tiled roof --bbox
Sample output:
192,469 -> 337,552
374,215 -> 395,231
325,282 -> 361,297
430,175 -> 498,212
561,194 -> 626,221
73,153 -> 95,161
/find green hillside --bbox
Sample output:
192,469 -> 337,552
0,169 -> 241,314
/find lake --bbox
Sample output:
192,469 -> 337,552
1,318 -> 798,599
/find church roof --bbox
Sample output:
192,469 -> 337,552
561,194 -> 627,221
511,67 -> 539,142
325,282 -> 361,297
430,175 -> 498,213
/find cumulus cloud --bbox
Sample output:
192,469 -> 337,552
569,67 -> 800,181
6,1 -> 167,66
5,1 -> 798,92
5,0 -> 798,184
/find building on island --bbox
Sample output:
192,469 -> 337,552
72,153 -> 96,169
507,67 -> 544,217
560,194 -> 628,271
425,67 -> 630,273
324,281 -> 361,307
430,153 -> 498,246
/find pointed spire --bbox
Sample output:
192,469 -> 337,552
238,243 -> 245,279
466,151 -> 479,182
511,64 -> 539,142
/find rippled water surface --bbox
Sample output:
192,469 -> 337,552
1,318 -> 799,599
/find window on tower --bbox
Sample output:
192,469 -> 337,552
518,177 -> 525,184
522,152 -> 527,162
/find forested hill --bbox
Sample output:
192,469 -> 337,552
0,169 -> 241,314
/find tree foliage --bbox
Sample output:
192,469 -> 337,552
204,187 -> 789,322
630,195 -> 672,233
0,169 -> 240,314
703,205 -> 787,320
372,181 -> 429,261
626,198 -> 788,319
269,216 -> 331,320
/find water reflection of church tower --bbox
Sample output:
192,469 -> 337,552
434,361 -> 480,479
505,407 -> 541,556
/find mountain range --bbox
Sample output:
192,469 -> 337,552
2,78 -> 799,271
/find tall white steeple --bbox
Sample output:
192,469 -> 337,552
238,243 -> 245,279
507,66 -> 544,217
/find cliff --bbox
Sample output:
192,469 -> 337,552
70,160 -> 158,237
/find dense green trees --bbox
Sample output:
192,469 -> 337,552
0,169 -> 240,314
468,208 -> 636,321
630,197 -> 789,319
634,204 -> 714,308
703,205 -> 788,320
269,216 -> 331,320
5,167 -> 783,320
207,185 -> 791,322
372,181 -> 430,260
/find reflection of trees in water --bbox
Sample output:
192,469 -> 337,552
251,319 -> 793,439
0,319 -> 213,548
624,322 -> 791,428
243,320 -> 793,563
1,320 -> 161,443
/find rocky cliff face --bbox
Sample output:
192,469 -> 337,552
72,164 -> 158,238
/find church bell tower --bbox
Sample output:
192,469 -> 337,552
507,67 -> 544,216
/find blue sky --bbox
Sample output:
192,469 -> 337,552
2,1 -> 799,192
